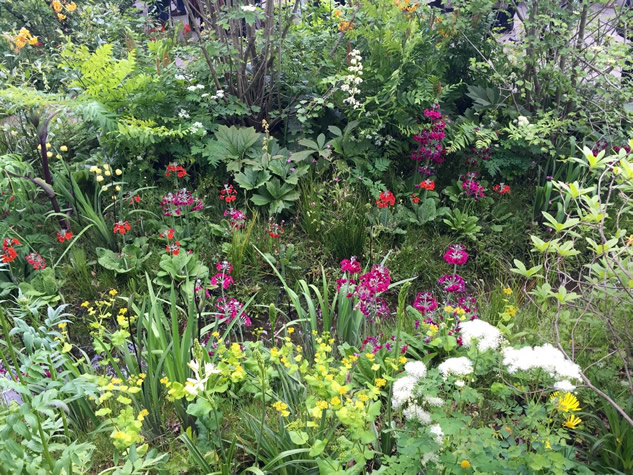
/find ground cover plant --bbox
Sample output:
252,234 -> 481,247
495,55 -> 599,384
1,0 -> 633,473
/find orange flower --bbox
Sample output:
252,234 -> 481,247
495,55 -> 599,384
51,0 -> 63,13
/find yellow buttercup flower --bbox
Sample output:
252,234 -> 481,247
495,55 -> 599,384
563,414 -> 582,429
460,460 -> 471,469
287,327 -> 295,334
109,289 -> 118,296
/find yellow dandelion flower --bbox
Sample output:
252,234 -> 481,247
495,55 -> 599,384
555,392 -> 581,413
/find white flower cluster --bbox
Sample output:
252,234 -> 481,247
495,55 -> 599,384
178,108 -> 190,119
190,122 -> 206,134
460,319 -> 503,352
392,375 -> 419,411
405,360 -> 428,380
203,89 -> 225,100
185,359 -> 221,397
430,424 -> 444,445
392,360 -> 442,427
187,84 -> 205,92
403,404 -> 432,424
438,357 -> 473,380
502,344 -> 581,382
341,49 -> 363,109
241,4 -> 257,12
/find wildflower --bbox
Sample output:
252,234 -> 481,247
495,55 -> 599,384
461,174 -> 485,199
392,375 -> 418,410
165,163 -> 187,178
272,401 -> 290,417
96,175 -> 104,182
211,273 -> 234,290
51,1 -> 63,12
424,395 -> 444,407
219,184 -> 237,202
503,287 -> 513,295
12,27 -> 39,50
268,220 -> 285,238
215,297 -> 250,326
411,192 -> 420,203
46,151 -> 53,158
502,344 -> 581,381
128,194 -> 141,205
554,380 -> 577,392
287,327 -> 295,334
375,378 -> 387,387
553,392 -> 581,413
430,424 -> 444,444
438,357 -> 473,379
493,183 -> 511,195
340,256 -> 361,274
459,320 -> 502,351
460,460 -> 471,469
224,208 -> 247,229
403,404 -> 432,424
438,273 -> 466,293
443,244 -> 468,266
57,13 -> 67,20
563,414 -> 582,429
115,169 -> 122,176
404,361 -> 427,380
413,291 -> 437,314
56,229 -> 73,243
376,190 -> 395,208
25,252 -> 46,270
166,241 -> 181,255
418,179 -> 436,191
216,261 -> 233,274
113,221 -> 131,235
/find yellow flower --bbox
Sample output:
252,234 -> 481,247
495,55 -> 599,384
137,409 -> 149,421
96,175 -> 104,182
46,151 -> 53,158
115,169 -> 122,176
375,378 -> 387,388
51,0 -> 63,12
160,376 -> 170,386
60,145 -> 68,152
115,185 -> 121,191
109,289 -> 118,296
503,287 -> 513,295
365,353 -> 375,360
555,392 -> 581,413
56,154 -> 62,159
287,327 -> 295,334
81,301 -> 90,307
330,396 -> 341,406
316,400 -> 329,410
398,356 -> 407,364
371,363 -> 380,371
104,170 -> 111,176
563,414 -> 582,429
460,460 -> 471,469
57,322 -> 67,329
46,143 -> 51,149
66,1 -> 77,12
57,13 -> 67,20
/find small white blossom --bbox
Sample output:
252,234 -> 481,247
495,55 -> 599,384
196,84 -> 205,90
178,109 -> 190,119
424,396 -> 444,407
554,380 -> 577,392
438,357 -> 473,379
403,404 -> 432,424
392,375 -> 418,410
502,344 -> 581,381
404,361 -> 427,380
241,4 -> 257,12
187,85 -> 198,92
430,424 -> 444,445
517,115 -> 530,127
460,319 -> 502,351
174,74 -> 185,80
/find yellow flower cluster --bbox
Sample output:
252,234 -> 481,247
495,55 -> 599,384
89,163 -> 123,198
394,0 -> 419,14
551,391 -> 582,429
10,27 -> 38,51
51,1 -> 77,21
272,400 -> 290,417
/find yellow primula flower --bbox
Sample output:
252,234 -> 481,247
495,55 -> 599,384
109,289 -> 118,296
503,287 -> 513,295
371,363 -> 380,371
375,378 -> 387,388
287,327 -> 295,334
57,322 -> 67,329
365,353 -> 375,360
330,396 -> 341,406
137,409 -> 149,421
316,400 -> 328,410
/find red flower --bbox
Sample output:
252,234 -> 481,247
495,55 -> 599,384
26,252 -> 46,270
160,228 -> 175,240
493,183 -> 511,195
56,229 -> 73,243
376,190 -> 395,208
219,184 -> 237,203
1,247 -> 18,263
3,238 -> 20,251
418,179 -> 435,191
166,163 -> 187,178
113,221 -> 131,235
166,241 -> 181,255
128,194 -> 141,205
268,221 -> 285,238
183,24 -> 192,34
411,193 -> 420,204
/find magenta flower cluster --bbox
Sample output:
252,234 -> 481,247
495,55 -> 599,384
210,260 -> 235,290
339,258 -> 391,321
161,188 -> 204,216
216,297 -> 251,327
437,273 -> 466,293
224,208 -> 248,229
443,244 -> 468,266
411,104 -> 447,165
461,172 -> 485,200
412,291 -> 438,314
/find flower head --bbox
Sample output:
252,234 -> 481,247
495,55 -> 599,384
113,221 -> 131,235
56,229 -> 73,243
443,244 -> 468,266
376,190 -> 395,208
25,252 -> 46,270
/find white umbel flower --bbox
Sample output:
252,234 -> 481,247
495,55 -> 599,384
460,319 -> 502,351
502,344 -> 581,381
404,361 -> 427,380
438,357 -> 473,379
554,380 -> 577,392
403,404 -> 432,424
